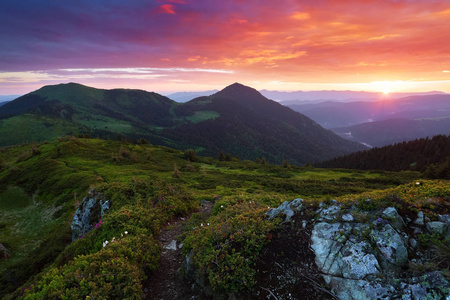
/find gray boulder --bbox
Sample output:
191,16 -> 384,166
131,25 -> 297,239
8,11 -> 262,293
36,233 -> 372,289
71,190 -> 111,241
266,198 -> 303,222
383,207 -> 406,230
370,224 -> 408,270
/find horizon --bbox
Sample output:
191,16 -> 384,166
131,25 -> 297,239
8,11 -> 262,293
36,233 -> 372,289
0,81 -> 448,101
1,1 -> 449,95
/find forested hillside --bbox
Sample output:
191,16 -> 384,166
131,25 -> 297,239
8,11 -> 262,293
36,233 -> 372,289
317,134 -> 450,178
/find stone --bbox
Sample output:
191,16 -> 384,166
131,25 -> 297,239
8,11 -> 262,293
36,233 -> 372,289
164,240 -> 177,251
342,213 -> 354,222
318,205 -> 341,221
438,214 -> 450,224
426,221 -> 446,235
311,222 -> 379,280
266,198 -> 303,222
382,207 -> 406,230
71,190 -> 111,241
413,211 -> 424,226
370,224 -> 408,269
100,200 -> 111,218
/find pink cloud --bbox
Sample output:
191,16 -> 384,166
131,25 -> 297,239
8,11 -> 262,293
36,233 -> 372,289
159,4 -> 176,14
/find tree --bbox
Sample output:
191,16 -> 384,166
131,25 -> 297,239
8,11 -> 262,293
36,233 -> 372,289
172,163 -> 181,178
261,157 -> 267,165
219,151 -> 225,161
185,149 -> 197,162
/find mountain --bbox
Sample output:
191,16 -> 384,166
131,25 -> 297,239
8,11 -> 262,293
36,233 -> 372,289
163,83 -> 367,164
332,117 -> 450,147
284,94 -> 450,129
0,82 -> 366,165
166,90 -> 218,102
260,89 -> 445,103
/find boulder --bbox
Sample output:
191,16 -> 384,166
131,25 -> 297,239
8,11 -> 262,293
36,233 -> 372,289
71,190 -> 111,241
266,198 -> 303,222
426,221 -> 446,235
382,207 -> 406,230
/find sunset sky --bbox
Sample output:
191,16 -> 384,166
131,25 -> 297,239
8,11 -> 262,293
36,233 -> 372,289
1,0 -> 449,95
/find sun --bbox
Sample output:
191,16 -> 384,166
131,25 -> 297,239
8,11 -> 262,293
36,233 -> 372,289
370,80 -> 400,95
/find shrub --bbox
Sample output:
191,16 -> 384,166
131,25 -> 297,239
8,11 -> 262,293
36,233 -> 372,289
183,201 -> 279,293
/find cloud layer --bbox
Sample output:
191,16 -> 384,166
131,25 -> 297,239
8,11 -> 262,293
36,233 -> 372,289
0,0 -> 449,94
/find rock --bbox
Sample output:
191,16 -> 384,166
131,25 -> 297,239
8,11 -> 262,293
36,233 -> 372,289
382,207 -> 406,230
438,214 -> 450,224
164,240 -> 177,251
409,238 -> 418,249
265,198 -> 303,222
71,190 -> 111,241
413,211 -> 424,226
426,221 -> 446,235
311,222 -> 379,280
318,205 -> 341,221
0,243 -> 10,260
342,213 -> 354,222
100,200 -> 111,218
370,224 -> 408,270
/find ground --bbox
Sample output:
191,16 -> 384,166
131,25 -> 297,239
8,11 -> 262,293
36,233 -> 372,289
145,203 -> 337,300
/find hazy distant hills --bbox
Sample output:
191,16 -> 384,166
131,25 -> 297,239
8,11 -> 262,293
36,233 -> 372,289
166,90 -> 218,102
0,95 -> 19,106
0,82 -> 366,164
261,90 -> 445,103
283,94 -> 450,147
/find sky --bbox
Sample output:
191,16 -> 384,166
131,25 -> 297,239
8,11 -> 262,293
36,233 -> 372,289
0,0 -> 449,95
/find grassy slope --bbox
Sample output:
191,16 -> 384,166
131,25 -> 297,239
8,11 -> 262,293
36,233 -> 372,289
0,138 -> 426,298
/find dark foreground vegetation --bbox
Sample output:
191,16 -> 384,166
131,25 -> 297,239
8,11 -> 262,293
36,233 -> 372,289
0,137 -> 448,299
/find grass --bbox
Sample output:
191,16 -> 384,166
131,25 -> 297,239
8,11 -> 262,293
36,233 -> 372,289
0,115 -> 86,146
185,111 -> 220,123
0,137 -> 430,298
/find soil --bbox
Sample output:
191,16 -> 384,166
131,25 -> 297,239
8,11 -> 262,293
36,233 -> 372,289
144,202 -> 213,300
145,203 -> 337,300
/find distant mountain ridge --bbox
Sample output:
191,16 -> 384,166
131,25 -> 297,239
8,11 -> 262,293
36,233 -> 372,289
166,90 -> 218,102
0,82 -> 366,165
261,89 -> 446,102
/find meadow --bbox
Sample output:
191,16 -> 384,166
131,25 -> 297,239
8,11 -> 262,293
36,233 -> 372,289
1,137 -> 447,298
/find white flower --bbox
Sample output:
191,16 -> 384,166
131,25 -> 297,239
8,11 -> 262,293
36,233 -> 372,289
207,223 -> 210,226
103,242 -> 106,247
124,231 -> 128,235
221,205 -> 224,208
416,182 -> 420,185
105,240 -> 109,245
200,223 -> 203,227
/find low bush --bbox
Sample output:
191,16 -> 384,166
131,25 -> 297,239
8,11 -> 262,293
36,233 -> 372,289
183,200 -> 279,294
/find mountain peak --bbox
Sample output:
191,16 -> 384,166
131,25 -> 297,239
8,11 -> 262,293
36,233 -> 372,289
214,83 -> 267,102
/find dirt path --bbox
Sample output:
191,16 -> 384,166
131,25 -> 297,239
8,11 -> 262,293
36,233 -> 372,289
145,202 -> 213,300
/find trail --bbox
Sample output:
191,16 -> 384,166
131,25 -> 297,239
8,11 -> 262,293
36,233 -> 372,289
145,202 -> 213,300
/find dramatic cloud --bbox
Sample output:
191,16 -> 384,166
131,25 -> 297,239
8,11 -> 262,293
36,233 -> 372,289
0,0 -> 449,94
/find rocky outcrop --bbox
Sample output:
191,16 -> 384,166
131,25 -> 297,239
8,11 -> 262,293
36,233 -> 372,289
71,189 -> 111,241
267,199 -> 450,300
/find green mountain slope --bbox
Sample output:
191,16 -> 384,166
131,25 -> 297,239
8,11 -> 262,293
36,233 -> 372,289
0,138 -> 420,298
0,82 -> 367,164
